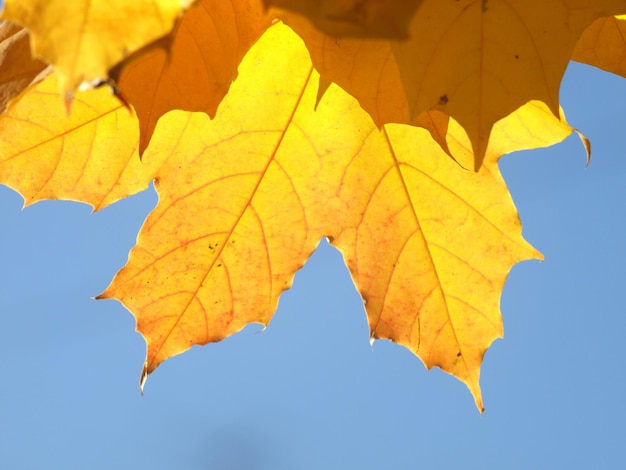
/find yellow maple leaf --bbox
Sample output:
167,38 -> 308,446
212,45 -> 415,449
1,0 -> 194,97
0,20 -> 581,411
280,0 -> 626,168
102,23 -> 540,411
573,15 -> 626,78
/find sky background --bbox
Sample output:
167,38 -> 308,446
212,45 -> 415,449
2,50 -> 626,469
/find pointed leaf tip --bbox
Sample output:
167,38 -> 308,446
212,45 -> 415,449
140,362 -> 149,395
574,129 -> 592,166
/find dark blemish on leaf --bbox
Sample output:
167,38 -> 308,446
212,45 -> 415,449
482,0 -> 488,12
439,94 -> 448,105
217,264 -> 222,267
515,54 -> 519,59
457,351 -> 462,357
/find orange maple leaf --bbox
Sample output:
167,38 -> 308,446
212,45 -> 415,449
112,0 -> 273,155
278,0 -> 626,168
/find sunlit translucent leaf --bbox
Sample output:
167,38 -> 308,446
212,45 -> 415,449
98,24 -> 537,411
1,0 -> 606,413
1,0 -> 194,96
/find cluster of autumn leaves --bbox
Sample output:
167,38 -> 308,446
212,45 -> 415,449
1,0 -> 626,411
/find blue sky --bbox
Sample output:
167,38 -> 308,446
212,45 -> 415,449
2,56 -> 626,469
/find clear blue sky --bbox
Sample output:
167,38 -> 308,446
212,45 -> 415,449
2,58 -> 626,469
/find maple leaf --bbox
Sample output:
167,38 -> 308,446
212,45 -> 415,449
279,0 -> 626,168
573,15 -> 626,78
112,0 -> 272,155
1,0 -> 194,97
2,0 -> 617,413
1,22 -> 540,411
282,12 -> 581,169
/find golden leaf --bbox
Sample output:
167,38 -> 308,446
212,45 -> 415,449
1,0 -> 194,97
96,24 -> 539,411
0,2 -> 599,412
